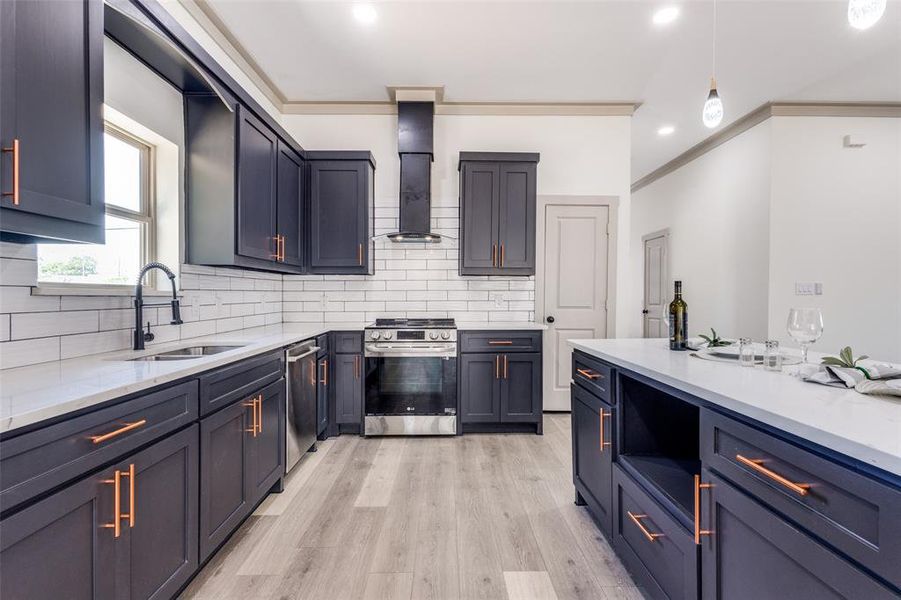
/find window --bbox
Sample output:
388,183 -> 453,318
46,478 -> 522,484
38,125 -> 155,287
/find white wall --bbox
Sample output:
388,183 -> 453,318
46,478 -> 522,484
282,113 -> 632,327
628,122 -> 772,341
629,115 -> 901,363
769,116 -> 901,361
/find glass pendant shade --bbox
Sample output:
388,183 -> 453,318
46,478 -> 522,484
702,78 -> 724,128
848,0 -> 886,30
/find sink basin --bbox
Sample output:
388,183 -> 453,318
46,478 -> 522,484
130,344 -> 246,361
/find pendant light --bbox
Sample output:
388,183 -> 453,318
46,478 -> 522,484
848,0 -> 886,30
702,0 -> 724,128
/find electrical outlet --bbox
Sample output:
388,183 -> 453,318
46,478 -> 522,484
489,291 -> 505,308
794,282 -> 823,296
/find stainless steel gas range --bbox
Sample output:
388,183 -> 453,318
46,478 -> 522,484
363,318 -> 458,436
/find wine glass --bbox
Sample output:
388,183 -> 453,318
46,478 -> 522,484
786,308 -> 824,364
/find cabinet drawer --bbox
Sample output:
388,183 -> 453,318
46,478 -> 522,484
701,409 -> 901,589
0,380 -> 198,514
460,330 -> 541,353
572,351 -> 612,402
199,350 -> 284,416
612,465 -> 698,600
333,331 -> 362,354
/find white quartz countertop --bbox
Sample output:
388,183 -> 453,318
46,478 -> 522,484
0,322 -> 364,435
0,321 -> 546,435
569,338 -> 901,477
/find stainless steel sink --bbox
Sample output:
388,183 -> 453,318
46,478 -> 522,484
129,344 -> 246,361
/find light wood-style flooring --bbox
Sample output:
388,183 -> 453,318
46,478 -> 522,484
180,414 -> 643,600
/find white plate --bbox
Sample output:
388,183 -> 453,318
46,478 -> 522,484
694,349 -> 801,366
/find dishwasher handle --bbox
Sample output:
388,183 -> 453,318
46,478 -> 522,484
286,346 -> 320,363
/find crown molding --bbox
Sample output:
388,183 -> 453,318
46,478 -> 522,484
282,101 -> 640,116
631,102 -> 901,193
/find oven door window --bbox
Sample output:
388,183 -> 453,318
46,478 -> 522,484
365,356 -> 457,415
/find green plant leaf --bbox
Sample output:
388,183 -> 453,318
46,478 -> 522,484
821,357 -> 847,366
840,347 -> 853,365
699,334 -> 712,343
857,355 -> 869,362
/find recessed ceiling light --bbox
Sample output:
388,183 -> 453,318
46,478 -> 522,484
657,125 -> 676,136
848,0 -> 886,30
353,3 -> 377,25
653,6 -> 680,26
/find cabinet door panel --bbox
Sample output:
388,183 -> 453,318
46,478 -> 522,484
0,0 -> 104,241
124,425 -> 199,600
317,356 -> 329,435
333,354 -> 362,424
500,353 -> 541,422
497,162 -> 536,273
237,108 -> 277,262
199,399 -> 253,561
700,468 -> 896,600
0,464 -> 116,600
460,162 -> 499,274
459,353 -> 501,422
572,386 -> 613,535
309,161 -> 367,271
277,140 -> 303,269
251,380 -> 284,500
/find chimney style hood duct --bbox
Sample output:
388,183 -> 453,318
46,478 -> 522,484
388,101 -> 441,243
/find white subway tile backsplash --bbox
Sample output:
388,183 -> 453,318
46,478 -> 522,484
61,330 -> 130,360
12,310 -> 99,339
0,258 -> 38,287
0,286 -> 60,313
1,337 -> 60,368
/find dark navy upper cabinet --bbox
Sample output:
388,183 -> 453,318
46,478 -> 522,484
236,108 -> 278,263
277,140 -> 304,269
0,0 -> 105,244
308,152 -> 375,275
186,98 -> 305,273
458,153 -> 538,276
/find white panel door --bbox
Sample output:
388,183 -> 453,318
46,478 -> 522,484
542,205 -> 610,411
643,233 -> 668,338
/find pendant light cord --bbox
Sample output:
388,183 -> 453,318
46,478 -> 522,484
712,0 -> 717,79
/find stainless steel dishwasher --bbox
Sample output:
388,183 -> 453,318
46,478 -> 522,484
285,340 -> 319,474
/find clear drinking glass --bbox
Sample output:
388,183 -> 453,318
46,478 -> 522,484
739,338 -> 755,367
763,340 -> 782,371
786,308 -> 824,364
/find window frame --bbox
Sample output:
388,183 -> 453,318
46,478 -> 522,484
37,122 -> 157,290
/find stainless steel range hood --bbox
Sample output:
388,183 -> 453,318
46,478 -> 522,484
387,101 -> 441,243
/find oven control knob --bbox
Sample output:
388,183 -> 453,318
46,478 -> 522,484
429,331 -> 439,340
370,331 -> 381,340
383,331 -> 393,340
440,331 -> 451,340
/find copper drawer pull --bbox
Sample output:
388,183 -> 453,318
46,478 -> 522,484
503,355 -> 508,379
2,139 -> 19,205
694,475 -> 713,544
495,355 -> 500,379
101,470 -> 123,538
736,454 -> 810,496
577,368 -> 602,380
244,396 -> 259,437
90,419 -> 147,444
599,410 -> 612,451
488,340 -> 513,345
256,396 -> 263,434
319,360 -> 328,385
500,243 -> 505,267
627,511 -> 664,542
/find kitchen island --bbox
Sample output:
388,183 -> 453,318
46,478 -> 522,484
568,338 -> 900,600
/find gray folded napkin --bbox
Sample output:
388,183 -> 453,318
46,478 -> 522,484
799,363 -> 901,397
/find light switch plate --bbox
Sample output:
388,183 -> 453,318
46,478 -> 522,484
795,282 -> 823,296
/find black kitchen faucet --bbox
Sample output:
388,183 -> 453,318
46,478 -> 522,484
133,262 -> 183,351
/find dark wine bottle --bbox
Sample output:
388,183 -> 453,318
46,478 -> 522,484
669,280 -> 688,351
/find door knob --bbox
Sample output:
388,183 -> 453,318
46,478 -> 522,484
641,310 -> 649,315
546,316 -> 555,324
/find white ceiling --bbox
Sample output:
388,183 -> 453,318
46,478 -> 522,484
198,0 -> 901,180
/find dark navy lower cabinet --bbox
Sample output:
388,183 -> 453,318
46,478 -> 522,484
572,383 -> 614,537
333,353 -> 362,426
459,334 -> 543,434
317,352 -> 329,438
700,468 -> 898,600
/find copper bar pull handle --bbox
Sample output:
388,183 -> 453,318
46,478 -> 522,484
120,464 -> 135,528
735,454 -> 810,496
599,408 -> 613,452
491,243 -> 497,267
256,395 -> 263,434
488,340 -> 513,346
358,243 -> 363,266
503,355 -> 508,379
90,419 -> 147,444
694,474 -> 713,544
627,512 -> 664,542
244,398 -> 258,437
500,243 -> 505,267
281,235 -> 286,261
101,470 -> 122,538
576,368 -> 601,380
2,139 -> 19,205
495,355 -> 500,379
319,360 -> 328,385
